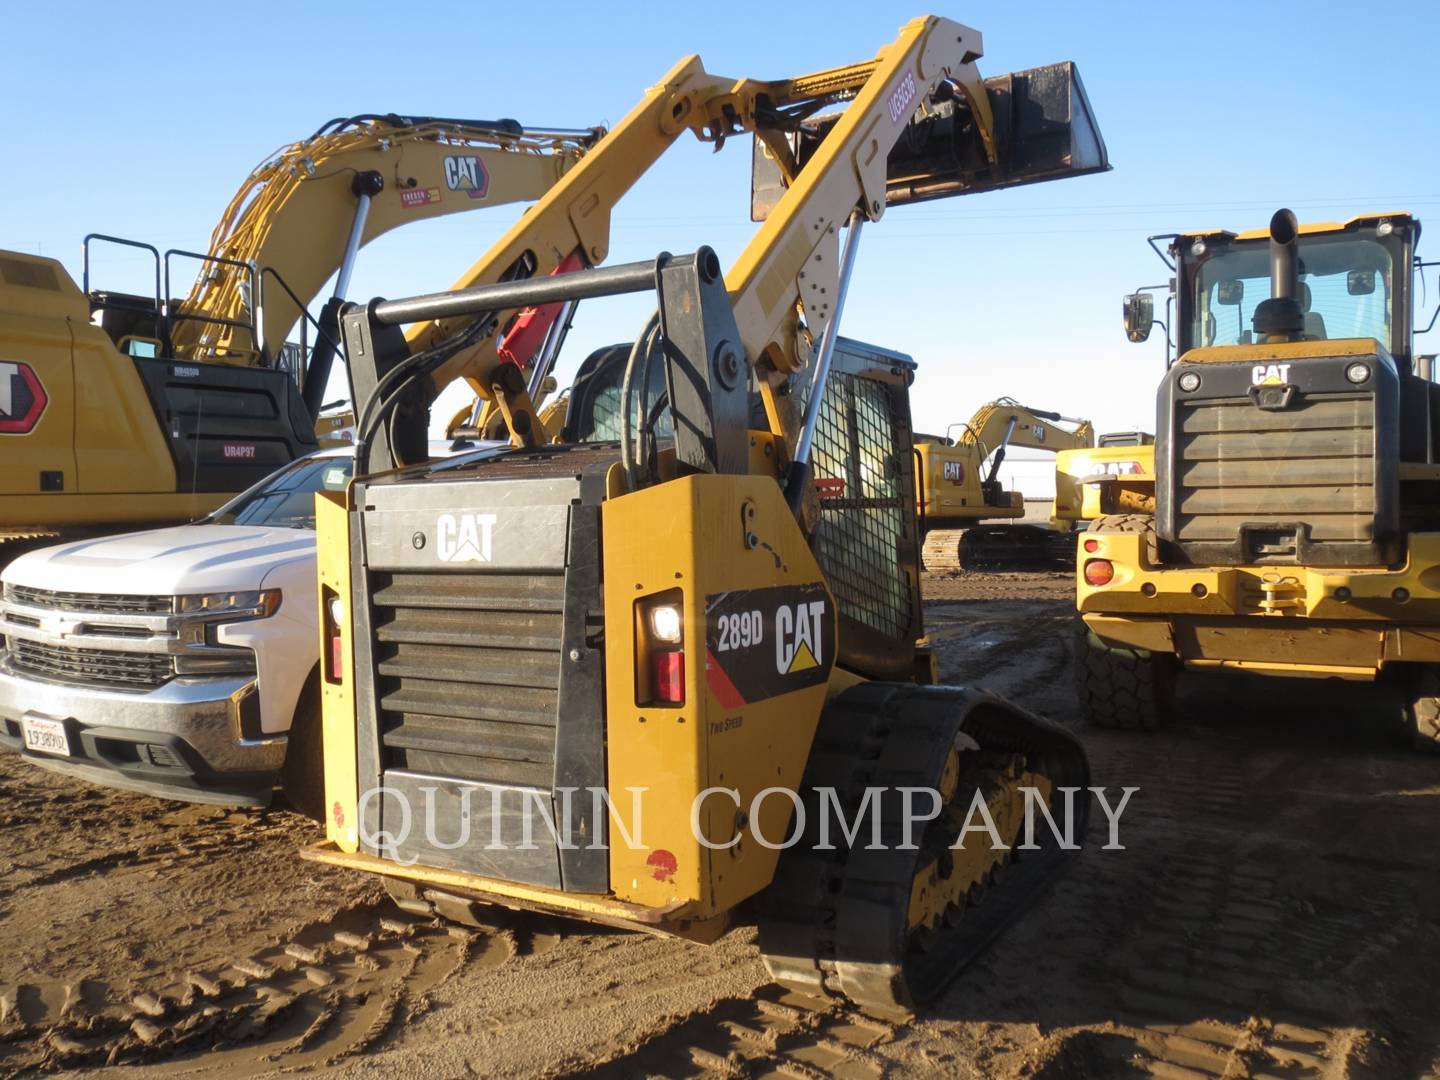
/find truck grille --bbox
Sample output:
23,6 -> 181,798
8,639 -> 173,690
371,570 -> 563,789
4,585 -> 171,614
1175,394 -> 1375,548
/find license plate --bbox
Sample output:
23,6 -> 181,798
21,716 -> 71,757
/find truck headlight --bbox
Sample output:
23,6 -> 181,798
175,590 -> 281,620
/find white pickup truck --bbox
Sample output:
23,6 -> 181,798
0,448 -> 354,811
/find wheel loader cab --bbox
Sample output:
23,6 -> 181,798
1081,210 -> 1440,750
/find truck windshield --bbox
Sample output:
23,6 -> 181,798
1190,234 -> 1393,348
206,455 -> 353,529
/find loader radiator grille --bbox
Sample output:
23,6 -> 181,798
370,570 -> 563,789
1175,394 -> 1375,547
8,639 -> 172,690
810,370 -> 914,641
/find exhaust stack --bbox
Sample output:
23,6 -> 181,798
1253,208 -> 1304,341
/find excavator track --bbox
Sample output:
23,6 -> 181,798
759,682 -> 1089,1016
921,525 -> 1075,573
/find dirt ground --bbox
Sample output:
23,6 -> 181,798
1,571 -> 1438,1079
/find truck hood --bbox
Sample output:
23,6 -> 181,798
2,525 -> 316,597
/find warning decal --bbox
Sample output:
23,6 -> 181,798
704,582 -> 835,708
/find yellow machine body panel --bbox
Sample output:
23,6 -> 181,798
1078,529 -> 1440,678
0,253 -> 192,524
316,488 -> 360,853
601,473 -> 835,916
1053,443 -> 1155,523
916,439 -> 1024,522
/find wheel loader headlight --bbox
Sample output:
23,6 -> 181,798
1178,371 -> 1201,392
175,589 -> 281,620
649,603 -> 683,644
1345,362 -> 1371,384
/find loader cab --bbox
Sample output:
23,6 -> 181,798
1172,215 -> 1414,365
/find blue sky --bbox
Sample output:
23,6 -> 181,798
7,0 -> 1439,446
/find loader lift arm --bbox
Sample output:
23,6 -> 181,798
348,16 -> 1107,473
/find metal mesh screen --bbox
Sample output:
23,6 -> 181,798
808,371 -> 914,641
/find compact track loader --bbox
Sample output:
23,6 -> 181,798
306,15 -> 1109,1012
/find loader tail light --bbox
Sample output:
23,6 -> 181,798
637,591 -> 685,706
324,591 -> 344,684
1083,538 -> 1100,553
1083,559 -> 1115,587
652,650 -> 685,704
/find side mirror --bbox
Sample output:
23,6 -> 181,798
1347,269 -> 1376,296
1123,293 -> 1154,343
1217,279 -> 1244,306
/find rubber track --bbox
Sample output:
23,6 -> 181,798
759,682 -> 1090,1016
922,526 -> 1074,574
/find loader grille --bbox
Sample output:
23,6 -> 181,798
8,639 -> 172,690
370,570 -> 564,789
1174,394 -> 1375,549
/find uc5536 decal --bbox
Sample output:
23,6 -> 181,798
704,583 -> 835,708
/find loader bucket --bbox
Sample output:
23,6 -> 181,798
752,61 -> 1109,219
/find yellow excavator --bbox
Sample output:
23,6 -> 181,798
916,399 -> 1094,570
0,114 -> 598,550
305,15 -> 1109,1013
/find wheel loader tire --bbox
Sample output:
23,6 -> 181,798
1074,619 -> 1175,731
1405,667 -> 1440,754
280,671 -> 325,820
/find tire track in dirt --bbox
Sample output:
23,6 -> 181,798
0,903 -> 516,1075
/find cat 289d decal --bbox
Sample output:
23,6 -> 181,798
705,582 -> 835,708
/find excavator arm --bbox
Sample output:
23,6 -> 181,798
954,397 -> 1094,482
348,15 -> 1107,466
169,115 -> 599,372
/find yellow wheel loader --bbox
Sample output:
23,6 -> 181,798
915,399 -> 1093,571
306,15 -> 1109,1012
1051,432 -> 1155,526
0,114 -> 597,551
1076,209 -> 1440,751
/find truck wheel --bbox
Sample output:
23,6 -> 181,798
1405,667 -> 1440,754
1074,619 -> 1175,731
281,670 -> 325,820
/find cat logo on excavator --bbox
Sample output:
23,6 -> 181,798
0,361 -> 47,435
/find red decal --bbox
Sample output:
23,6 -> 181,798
647,849 -> 677,882
222,443 -> 257,460
705,649 -> 746,710
332,801 -> 345,829
496,251 -> 587,367
0,361 -> 49,435
400,187 -> 441,209
814,477 -> 845,499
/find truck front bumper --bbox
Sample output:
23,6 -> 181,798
0,663 -> 285,806
1077,533 -> 1440,679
